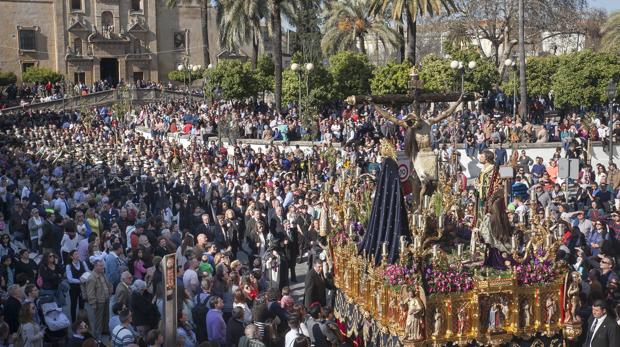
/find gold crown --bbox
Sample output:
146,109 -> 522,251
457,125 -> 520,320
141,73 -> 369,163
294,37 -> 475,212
379,139 -> 396,160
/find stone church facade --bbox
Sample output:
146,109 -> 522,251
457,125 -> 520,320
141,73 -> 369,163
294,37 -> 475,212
0,0 -> 231,84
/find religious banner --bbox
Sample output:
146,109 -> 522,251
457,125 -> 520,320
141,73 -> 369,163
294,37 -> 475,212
162,253 -> 178,346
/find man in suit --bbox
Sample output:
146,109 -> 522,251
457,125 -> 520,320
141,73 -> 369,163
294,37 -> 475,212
113,271 -> 133,309
304,258 -> 333,308
195,213 -> 218,242
582,300 -> 620,347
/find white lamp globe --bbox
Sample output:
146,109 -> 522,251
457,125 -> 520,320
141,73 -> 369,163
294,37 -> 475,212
450,60 -> 459,69
504,59 -> 513,67
207,63 -> 213,69
291,63 -> 300,71
458,61 -> 463,69
468,61 -> 477,69
177,64 -> 184,71
192,65 -> 199,72
305,63 -> 314,71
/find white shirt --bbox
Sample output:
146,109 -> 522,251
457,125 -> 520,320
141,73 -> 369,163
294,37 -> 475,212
182,268 -> 199,295
589,314 -> 607,346
285,328 -> 307,347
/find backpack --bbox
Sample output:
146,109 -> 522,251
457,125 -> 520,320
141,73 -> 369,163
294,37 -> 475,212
192,293 -> 210,343
80,271 -> 92,303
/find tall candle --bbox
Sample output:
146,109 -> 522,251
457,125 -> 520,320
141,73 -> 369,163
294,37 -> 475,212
546,234 -> 553,248
470,231 -> 477,257
432,244 -> 438,258
511,235 -> 518,252
438,213 -> 444,229
457,244 -> 464,257
424,196 -> 431,209
415,235 -> 422,250
418,215 -> 424,228
412,214 -> 417,228
400,236 -> 406,251
413,235 -> 419,250
382,242 -> 388,257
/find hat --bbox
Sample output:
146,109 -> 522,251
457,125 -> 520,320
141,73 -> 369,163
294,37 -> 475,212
131,279 -> 147,292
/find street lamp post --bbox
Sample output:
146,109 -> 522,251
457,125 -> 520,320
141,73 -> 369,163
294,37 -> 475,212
450,60 -> 476,110
607,80 -> 617,164
504,58 -> 518,118
291,63 -> 302,119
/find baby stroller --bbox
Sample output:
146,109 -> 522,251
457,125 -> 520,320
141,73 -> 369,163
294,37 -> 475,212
38,295 -> 69,346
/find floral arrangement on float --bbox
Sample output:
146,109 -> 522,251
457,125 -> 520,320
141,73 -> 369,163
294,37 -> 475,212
514,258 -> 558,286
383,263 -> 419,289
424,265 -> 474,295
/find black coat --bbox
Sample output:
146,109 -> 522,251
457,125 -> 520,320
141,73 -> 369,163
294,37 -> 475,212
303,268 -> 332,308
4,296 -> 21,334
226,317 -> 245,347
582,315 -> 620,347
129,291 -> 160,328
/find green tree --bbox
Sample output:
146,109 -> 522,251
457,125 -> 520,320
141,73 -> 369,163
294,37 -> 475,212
22,67 -> 62,84
328,51 -> 373,99
369,0 -> 456,63
503,55 -> 561,97
418,54 -> 455,92
290,0 -> 323,63
203,60 -> 260,100
217,0 -> 269,68
165,0 -> 211,65
321,0 -> 401,56
370,61 -> 412,95
267,0 -> 299,110
0,71 -> 17,86
551,50 -> 620,108
168,68 -> 204,82
601,11 -> 620,53
445,45 -> 499,93
256,54 -> 275,92
282,62 -> 335,111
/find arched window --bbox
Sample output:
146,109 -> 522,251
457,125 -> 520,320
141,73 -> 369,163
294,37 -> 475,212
73,37 -> 82,55
131,0 -> 142,12
101,11 -> 113,30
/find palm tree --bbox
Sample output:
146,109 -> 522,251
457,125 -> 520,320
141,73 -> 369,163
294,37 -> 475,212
321,0 -> 402,56
369,0 -> 457,63
267,0 -> 298,111
601,11 -> 620,53
217,0 -> 269,68
165,0 -> 212,65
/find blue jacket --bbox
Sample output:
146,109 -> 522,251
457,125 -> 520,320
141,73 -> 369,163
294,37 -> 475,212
206,309 -> 227,345
104,252 -> 123,288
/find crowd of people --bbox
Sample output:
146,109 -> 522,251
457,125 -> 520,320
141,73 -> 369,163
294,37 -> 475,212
0,89 -> 619,347
0,96 -> 362,347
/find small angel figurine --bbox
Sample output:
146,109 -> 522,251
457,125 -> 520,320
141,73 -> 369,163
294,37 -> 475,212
404,287 -> 425,341
433,307 -> 443,336
545,296 -> 556,324
457,304 -> 469,335
522,299 -> 532,327
564,271 -> 581,323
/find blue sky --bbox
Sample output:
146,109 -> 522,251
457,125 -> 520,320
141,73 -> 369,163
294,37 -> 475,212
590,0 -> 620,12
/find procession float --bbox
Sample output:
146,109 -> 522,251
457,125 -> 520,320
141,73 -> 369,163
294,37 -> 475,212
325,81 -> 576,346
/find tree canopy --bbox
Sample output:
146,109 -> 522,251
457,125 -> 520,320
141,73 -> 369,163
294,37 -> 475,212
22,67 -> 62,84
203,60 -> 260,100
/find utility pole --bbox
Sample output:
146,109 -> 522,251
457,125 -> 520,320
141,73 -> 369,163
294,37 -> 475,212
518,0 -> 528,121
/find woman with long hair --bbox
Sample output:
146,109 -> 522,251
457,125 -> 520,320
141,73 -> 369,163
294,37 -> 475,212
130,248 -> 147,281
27,208 -> 43,252
18,302 -> 45,347
84,208 -> 101,237
38,251 -> 66,306
175,234 -> 194,269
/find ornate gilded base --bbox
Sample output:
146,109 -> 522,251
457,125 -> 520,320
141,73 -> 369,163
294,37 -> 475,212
562,322 -> 582,341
